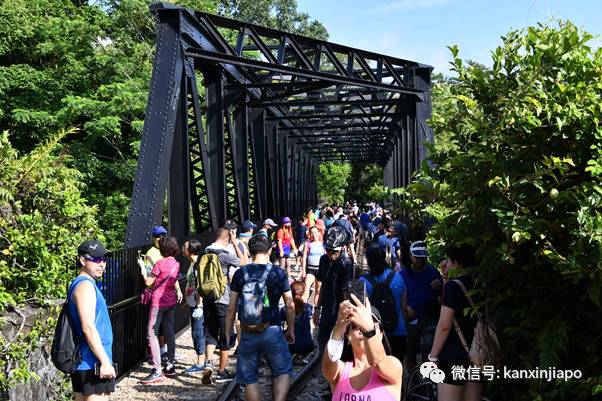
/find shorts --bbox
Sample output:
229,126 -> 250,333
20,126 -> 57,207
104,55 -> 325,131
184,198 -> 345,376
306,265 -> 319,277
236,325 -> 292,385
437,358 -> 484,385
278,244 -> 291,258
71,369 -> 115,395
204,302 -> 234,350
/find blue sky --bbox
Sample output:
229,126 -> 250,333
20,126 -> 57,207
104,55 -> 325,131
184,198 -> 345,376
297,0 -> 602,75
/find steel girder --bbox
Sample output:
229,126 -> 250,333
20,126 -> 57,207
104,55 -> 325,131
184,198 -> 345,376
124,3 -> 432,246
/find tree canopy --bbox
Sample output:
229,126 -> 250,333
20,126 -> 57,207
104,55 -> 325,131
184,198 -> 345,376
397,21 -> 602,400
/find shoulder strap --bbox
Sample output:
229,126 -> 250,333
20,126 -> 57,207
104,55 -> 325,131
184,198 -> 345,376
362,274 -> 377,286
453,318 -> 471,354
385,271 -> 396,285
153,262 -> 178,289
259,263 -> 272,284
450,279 -> 473,355
452,279 -> 476,308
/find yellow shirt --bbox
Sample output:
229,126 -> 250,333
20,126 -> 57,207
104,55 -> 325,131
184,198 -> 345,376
145,246 -> 162,273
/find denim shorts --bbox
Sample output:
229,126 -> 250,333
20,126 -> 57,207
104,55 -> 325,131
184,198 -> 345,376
236,325 -> 293,385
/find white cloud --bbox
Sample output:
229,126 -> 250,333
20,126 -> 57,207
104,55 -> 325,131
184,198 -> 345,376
372,0 -> 455,14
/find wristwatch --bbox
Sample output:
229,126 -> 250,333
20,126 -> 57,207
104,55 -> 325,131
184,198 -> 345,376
361,325 -> 377,339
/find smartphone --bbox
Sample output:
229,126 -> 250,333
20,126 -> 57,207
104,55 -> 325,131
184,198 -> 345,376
347,279 -> 366,306
94,362 -> 118,376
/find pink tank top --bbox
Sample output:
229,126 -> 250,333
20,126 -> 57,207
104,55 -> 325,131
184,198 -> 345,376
332,362 -> 398,401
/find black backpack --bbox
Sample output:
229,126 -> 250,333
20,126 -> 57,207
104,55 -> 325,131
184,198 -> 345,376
51,296 -> 82,374
363,271 -> 399,332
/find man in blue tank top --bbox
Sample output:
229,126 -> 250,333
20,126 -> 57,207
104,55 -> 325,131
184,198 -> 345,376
68,240 -> 115,400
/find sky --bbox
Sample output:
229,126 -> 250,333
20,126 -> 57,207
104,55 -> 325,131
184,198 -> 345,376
296,0 -> 602,75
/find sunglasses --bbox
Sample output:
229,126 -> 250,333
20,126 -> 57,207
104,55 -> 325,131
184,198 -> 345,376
84,255 -> 107,264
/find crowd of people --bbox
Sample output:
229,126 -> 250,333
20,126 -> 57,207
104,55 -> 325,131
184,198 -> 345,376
65,202 -> 485,401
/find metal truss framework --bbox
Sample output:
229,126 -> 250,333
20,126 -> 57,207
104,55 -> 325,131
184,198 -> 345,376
124,2 -> 433,246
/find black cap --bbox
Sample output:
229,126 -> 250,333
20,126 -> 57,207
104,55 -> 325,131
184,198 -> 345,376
77,240 -> 110,259
223,219 -> 238,230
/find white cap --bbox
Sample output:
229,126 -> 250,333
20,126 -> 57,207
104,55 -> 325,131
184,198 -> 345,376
263,218 -> 277,227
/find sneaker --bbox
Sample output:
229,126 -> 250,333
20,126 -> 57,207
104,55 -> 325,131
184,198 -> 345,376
140,369 -> 165,384
164,363 -> 177,377
185,363 -> 205,374
202,362 -> 214,385
215,369 -> 235,383
292,354 -> 304,366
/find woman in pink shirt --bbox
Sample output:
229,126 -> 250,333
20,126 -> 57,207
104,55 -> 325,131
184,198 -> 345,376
139,235 -> 183,384
322,294 -> 403,401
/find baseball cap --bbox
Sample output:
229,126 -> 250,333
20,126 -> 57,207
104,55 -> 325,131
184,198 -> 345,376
410,241 -> 429,258
263,218 -> 277,227
242,220 -> 256,230
223,219 -> 238,230
77,240 -> 110,259
152,225 -> 168,237
281,216 -> 291,224
373,217 -> 382,226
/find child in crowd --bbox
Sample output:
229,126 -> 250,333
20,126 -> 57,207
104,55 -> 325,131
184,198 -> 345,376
281,281 -> 314,364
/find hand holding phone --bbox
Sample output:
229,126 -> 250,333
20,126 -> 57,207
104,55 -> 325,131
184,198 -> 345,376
94,362 -> 117,379
347,279 -> 366,306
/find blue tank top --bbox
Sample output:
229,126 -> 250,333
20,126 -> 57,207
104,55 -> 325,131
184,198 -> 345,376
68,275 -> 113,371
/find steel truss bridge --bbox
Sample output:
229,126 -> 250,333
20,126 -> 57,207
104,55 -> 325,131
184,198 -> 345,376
124,2 -> 433,246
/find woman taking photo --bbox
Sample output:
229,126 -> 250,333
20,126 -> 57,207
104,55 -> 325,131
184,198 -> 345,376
138,235 -> 183,384
428,244 -> 483,401
322,295 -> 403,401
276,216 -> 297,276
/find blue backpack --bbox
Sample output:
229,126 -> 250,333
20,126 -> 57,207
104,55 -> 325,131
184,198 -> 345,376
238,264 -> 273,325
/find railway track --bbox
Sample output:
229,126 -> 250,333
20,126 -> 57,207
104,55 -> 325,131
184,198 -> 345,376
216,351 -> 322,401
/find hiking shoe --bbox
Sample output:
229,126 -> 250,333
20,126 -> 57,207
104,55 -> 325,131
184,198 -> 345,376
140,369 -> 165,384
215,369 -> 235,383
164,363 -> 177,377
201,362 -> 214,385
185,363 -> 205,374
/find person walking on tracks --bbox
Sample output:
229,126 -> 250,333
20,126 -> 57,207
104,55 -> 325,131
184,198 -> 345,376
226,234 -> 296,401
401,240 -> 443,372
313,226 -> 354,355
360,242 -> 408,364
139,235 -> 183,384
276,216 -> 298,276
322,296 -> 403,401
201,227 -> 243,384
429,244 -> 484,401
182,239 -> 207,375
69,240 -> 116,400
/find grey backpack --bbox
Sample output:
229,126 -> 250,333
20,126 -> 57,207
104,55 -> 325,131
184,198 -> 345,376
237,264 -> 273,325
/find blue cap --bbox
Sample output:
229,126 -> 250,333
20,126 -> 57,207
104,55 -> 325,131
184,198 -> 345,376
242,220 -> 256,230
373,217 -> 382,225
152,225 -> 168,237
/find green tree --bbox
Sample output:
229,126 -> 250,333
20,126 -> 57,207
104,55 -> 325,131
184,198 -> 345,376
346,163 -> 384,204
399,21 -> 602,400
317,162 -> 352,205
219,0 -> 328,40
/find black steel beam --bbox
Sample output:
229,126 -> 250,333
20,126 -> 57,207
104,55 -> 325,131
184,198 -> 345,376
205,69 -> 227,227
266,112 -> 397,120
247,97 -> 415,108
185,47 -> 424,98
